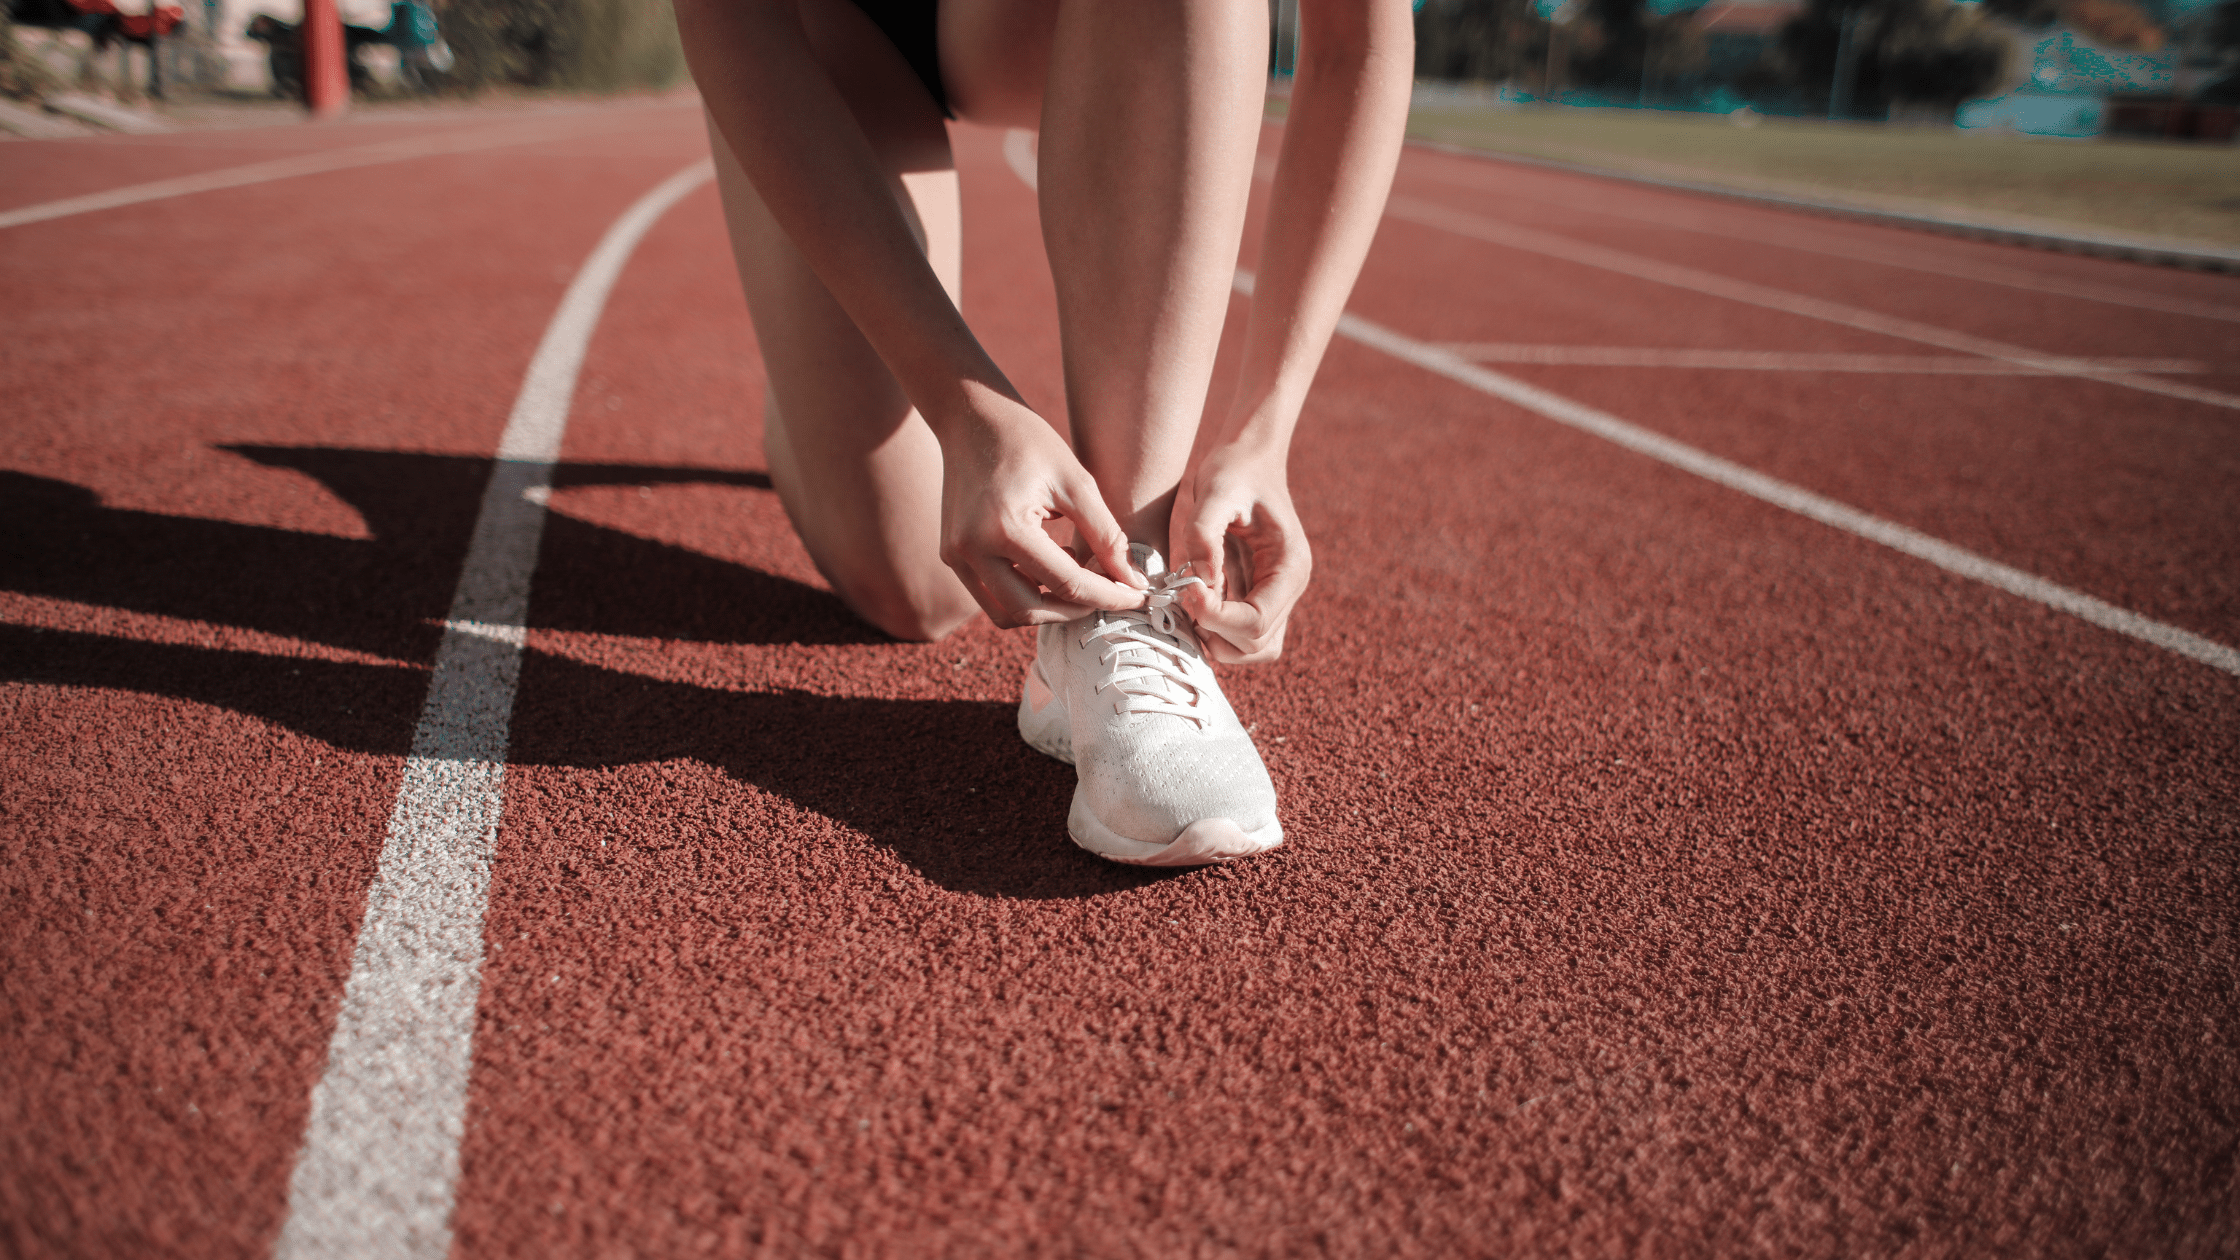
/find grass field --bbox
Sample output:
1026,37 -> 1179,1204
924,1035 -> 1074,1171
1284,97 -> 2240,247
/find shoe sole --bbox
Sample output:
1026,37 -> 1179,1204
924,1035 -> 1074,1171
1067,795 -> 1284,867
1020,659 -> 1283,867
1016,659 -> 1074,764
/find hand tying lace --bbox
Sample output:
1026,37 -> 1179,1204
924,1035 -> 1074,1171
1082,566 -> 1208,725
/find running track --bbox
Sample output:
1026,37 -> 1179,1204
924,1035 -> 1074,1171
4,96 -> 2236,1257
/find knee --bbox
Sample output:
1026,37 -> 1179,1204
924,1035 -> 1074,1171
833,567 -> 979,643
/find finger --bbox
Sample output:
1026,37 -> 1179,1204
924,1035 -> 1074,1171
1191,547 -> 1310,658
1176,504 -> 1232,611
1179,527 -> 1258,623
1059,483 -> 1143,589
1005,529 -> 1142,611
1202,617 -> 1287,665
1192,595 -> 1273,654
950,564 -> 1009,627
972,553 -> 1095,626
1223,531 -> 1255,603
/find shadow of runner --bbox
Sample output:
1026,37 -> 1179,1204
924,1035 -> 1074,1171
3,450 -> 876,654
3,625 -> 430,757
506,650 -> 1172,900
8,448 -> 1154,897
3,463 -> 479,664
4,627 -> 1162,900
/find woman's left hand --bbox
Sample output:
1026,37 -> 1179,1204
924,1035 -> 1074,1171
1169,444 -> 1312,665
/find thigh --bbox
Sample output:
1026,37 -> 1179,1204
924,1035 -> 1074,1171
937,0 -> 1056,128
704,0 -> 973,639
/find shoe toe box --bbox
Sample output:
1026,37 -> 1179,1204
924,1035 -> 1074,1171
1076,724 -> 1278,846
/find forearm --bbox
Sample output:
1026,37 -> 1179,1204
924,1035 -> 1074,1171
1210,0 -> 1412,460
674,0 -> 1020,436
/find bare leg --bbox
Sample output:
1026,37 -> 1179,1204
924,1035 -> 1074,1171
705,0 -> 977,641
946,0 -> 1268,555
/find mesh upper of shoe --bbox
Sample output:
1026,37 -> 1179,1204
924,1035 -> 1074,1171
1042,546 -> 1278,844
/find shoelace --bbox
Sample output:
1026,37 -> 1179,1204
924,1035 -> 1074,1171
1082,567 -> 1208,726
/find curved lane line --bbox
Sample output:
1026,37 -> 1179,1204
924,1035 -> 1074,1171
272,157 -> 714,1260
0,113 -> 678,231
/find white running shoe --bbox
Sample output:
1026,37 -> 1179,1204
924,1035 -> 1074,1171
1017,543 -> 1283,866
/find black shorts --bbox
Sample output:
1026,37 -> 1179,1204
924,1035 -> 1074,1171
849,0 -> 950,118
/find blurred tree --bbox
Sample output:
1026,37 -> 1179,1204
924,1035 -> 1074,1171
2196,0 -> 2240,99
439,0 -> 683,91
1569,0 -> 1650,87
1783,0 -> 2008,115
1876,0 -> 2012,102
2215,0 -> 2240,47
1982,0 -> 2165,46
1641,11 -> 1707,100
0,7 -> 63,100
2062,0 -> 2164,46
1413,0 -> 1550,84
1414,0 -> 1710,102
1980,0 -> 2061,28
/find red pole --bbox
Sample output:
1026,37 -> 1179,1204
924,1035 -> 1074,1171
302,0 -> 348,117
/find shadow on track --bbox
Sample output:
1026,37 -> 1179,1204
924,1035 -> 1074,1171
4,452 -> 1167,900
509,653 -> 1175,900
2,448 -> 881,656
6,627 -> 1166,899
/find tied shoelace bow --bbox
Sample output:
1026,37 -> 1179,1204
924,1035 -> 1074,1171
1083,566 -> 1209,726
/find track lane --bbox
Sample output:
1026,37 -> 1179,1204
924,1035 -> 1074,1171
2,111 -> 711,1257
422,123 -> 2238,1254
1464,173 -> 2240,326
272,158 -> 714,1260
1439,189 -> 2240,369
1334,166 -> 2240,647
1396,140 -> 2240,314
1378,149 -> 2240,396
5,107 -> 2236,1257
1380,193 -> 2240,410
0,100 -> 701,228
1325,302 -> 2239,674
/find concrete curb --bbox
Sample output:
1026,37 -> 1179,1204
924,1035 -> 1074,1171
1408,138 -> 2240,275
0,97 -> 90,139
43,92 -> 176,134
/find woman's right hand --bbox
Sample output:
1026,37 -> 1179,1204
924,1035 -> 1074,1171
935,390 -> 1146,628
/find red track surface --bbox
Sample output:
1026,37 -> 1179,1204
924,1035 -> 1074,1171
5,100 -> 2237,1257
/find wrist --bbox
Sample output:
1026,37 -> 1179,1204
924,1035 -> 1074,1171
1194,416 -> 1293,472
919,376 -> 1032,449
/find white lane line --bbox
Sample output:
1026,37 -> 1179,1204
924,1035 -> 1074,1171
1434,345 -> 2214,375
0,113 -> 673,231
1406,163 -> 2240,326
1382,194 -> 2240,413
273,158 -> 713,1260
1243,273 -> 2239,677
1003,130 -> 2239,676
